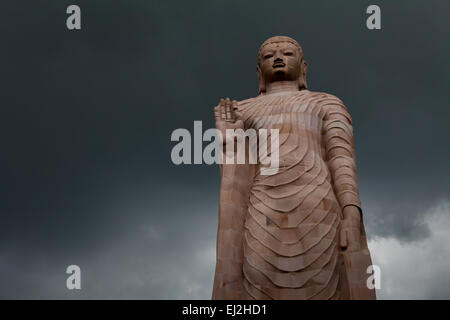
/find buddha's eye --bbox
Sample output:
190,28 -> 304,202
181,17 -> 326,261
284,51 -> 294,56
263,53 -> 273,59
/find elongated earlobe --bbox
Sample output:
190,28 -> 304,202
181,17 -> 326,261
298,60 -> 308,90
257,66 -> 266,95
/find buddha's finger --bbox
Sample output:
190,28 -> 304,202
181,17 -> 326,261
225,98 -> 233,122
214,105 -> 220,119
340,229 -> 347,249
231,100 -> 238,121
220,98 -> 226,120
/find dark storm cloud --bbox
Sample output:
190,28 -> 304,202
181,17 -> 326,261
1,0 -> 449,298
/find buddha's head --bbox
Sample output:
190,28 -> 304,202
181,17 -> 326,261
257,36 -> 308,94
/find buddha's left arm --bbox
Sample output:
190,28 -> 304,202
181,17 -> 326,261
322,98 -> 377,299
322,97 -> 362,214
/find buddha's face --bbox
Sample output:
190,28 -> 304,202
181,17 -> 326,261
259,41 -> 302,83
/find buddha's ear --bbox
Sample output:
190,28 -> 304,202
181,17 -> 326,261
298,59 -> 308,90
257,66 -> 266,95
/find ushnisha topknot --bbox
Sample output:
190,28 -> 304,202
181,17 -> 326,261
257,36 -> 304,66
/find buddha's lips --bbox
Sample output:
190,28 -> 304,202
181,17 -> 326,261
273,62 -> 286,68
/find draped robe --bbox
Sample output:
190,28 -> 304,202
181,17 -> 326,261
212,90 -> 375,300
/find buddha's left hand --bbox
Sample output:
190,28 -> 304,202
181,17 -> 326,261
340,205 -> 361,252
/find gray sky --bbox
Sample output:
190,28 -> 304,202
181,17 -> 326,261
1,0 -> 449,299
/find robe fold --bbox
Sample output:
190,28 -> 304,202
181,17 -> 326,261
212,90 -> 375,300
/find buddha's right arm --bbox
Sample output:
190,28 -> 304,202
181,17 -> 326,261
212,155 -> 254,299
212,98 -> 253,299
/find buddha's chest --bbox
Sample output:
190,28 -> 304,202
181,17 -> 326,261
243,106 -> 324,136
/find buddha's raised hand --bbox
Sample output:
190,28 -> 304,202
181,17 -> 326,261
214,98 -> 244,143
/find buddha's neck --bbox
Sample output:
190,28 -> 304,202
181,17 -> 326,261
265,81 -> 299,95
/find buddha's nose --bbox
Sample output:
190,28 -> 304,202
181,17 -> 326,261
274,57 -> 283,63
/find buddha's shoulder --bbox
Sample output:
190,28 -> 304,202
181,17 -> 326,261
307,90 -> 346,104
307,91 -> 351,117
307,91 -> 353,122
